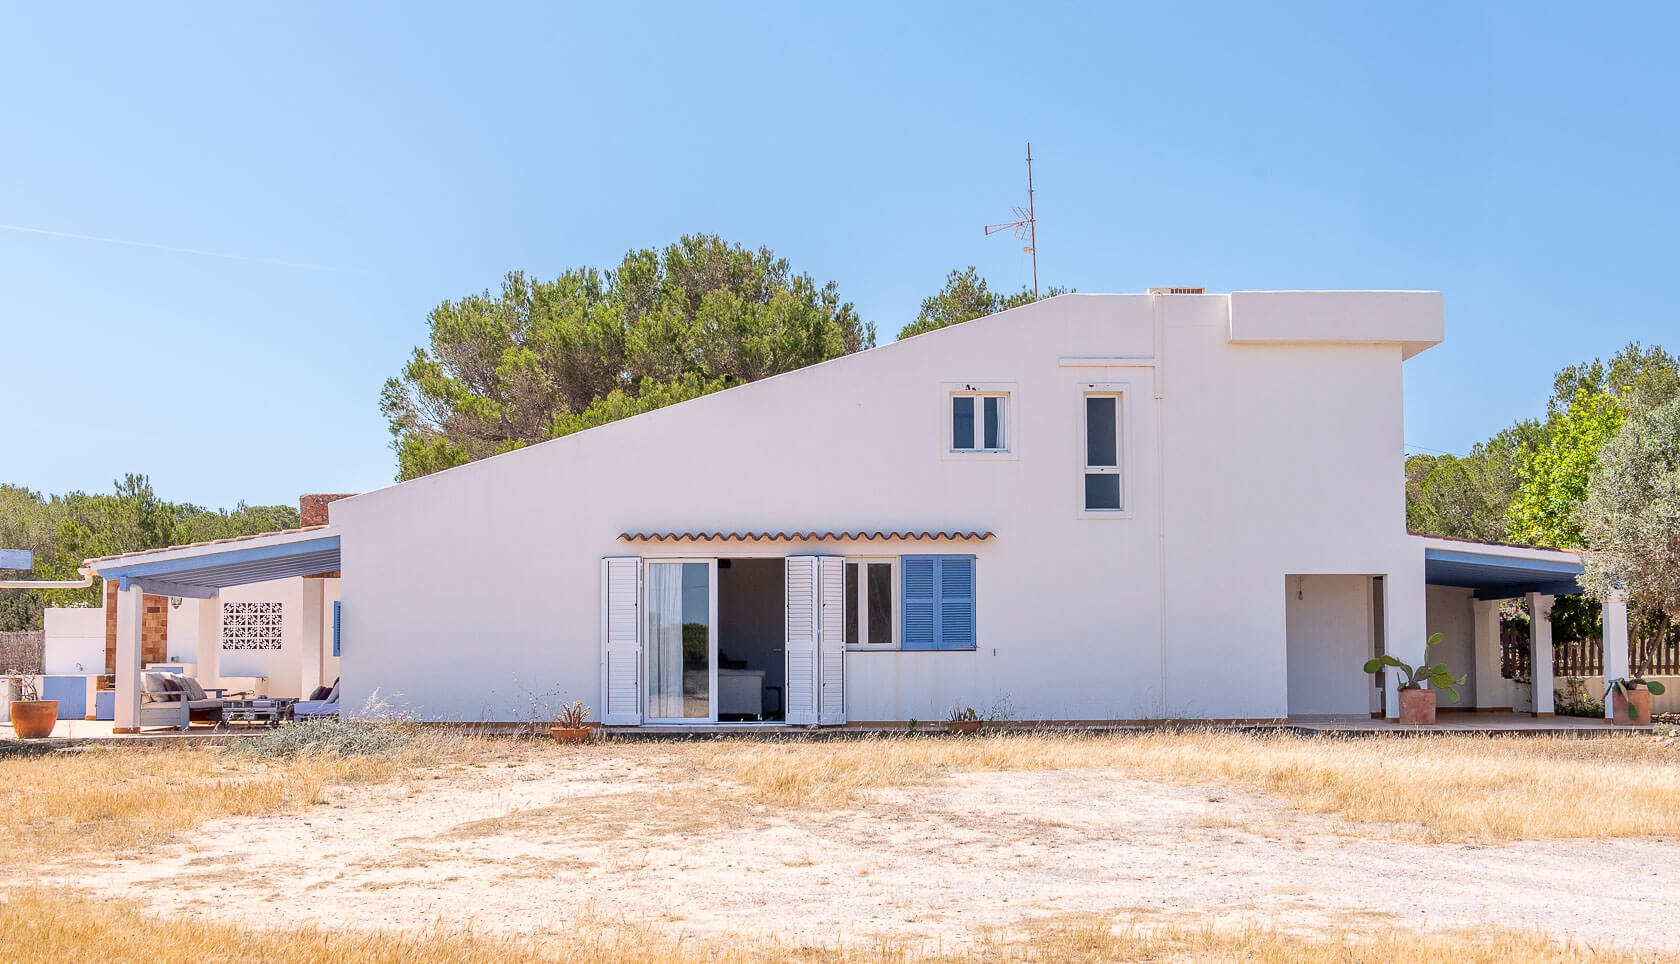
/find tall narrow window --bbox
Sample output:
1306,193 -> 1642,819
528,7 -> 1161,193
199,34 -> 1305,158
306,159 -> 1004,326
951,393 -> 1007,452
1084,395 -> 1122,511
844,562 -> 861,645
844,558 -> 896,648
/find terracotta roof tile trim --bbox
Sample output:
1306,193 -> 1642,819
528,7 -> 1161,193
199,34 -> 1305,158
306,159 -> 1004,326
619,530 -> 994,543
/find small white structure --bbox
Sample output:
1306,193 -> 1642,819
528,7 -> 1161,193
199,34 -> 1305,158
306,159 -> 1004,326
76,290 -> 1653,727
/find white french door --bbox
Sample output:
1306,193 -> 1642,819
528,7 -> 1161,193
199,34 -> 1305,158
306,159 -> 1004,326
643,559 -> 717,723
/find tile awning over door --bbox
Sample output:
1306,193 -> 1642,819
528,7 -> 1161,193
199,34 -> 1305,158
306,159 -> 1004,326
619,530 -> 994,544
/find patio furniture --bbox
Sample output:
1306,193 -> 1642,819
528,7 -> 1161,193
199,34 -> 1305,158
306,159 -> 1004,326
292,678 -> 340,721
718,668 -> 765,720
138,671 -> 226,730
221,697 -> 296,727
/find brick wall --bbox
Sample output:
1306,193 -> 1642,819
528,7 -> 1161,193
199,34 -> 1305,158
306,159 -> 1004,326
300,493 -> 356,528
103,580 -> 169,674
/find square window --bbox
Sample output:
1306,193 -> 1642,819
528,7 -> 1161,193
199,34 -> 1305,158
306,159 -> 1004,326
951,393 -> 1007,452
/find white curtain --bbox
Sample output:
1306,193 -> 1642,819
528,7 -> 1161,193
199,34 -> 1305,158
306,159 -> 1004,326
647,563 -> 686,718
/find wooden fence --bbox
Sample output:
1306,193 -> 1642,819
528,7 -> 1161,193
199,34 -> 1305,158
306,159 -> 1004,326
1501,620 -> 1680,679
0,631 -> 44,675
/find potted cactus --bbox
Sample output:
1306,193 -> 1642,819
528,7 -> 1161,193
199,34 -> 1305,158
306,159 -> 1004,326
945,706 -> 983,735
1605,676 -> 1665,725
1363,633 -> 1466,725
550,701 -> 593,744
7,676 -> 57,740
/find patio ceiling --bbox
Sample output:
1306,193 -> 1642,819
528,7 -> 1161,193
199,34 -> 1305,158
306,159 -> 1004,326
86,527 -> 340,598
1422,541 -> 1584,599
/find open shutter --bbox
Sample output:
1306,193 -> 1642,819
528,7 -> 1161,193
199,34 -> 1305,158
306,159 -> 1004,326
817,555 -> 846,724
901,556 -> 938,650
331,600 -> 341,657
938,556 -> 976,650
785,556 -> 819,725
601,556 -> 642,726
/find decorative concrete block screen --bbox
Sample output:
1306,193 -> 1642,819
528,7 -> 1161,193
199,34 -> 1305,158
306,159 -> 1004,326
222,602 -> 284,650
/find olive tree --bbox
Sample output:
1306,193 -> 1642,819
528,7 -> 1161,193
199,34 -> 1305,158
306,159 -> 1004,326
1579,396 -> 1680,675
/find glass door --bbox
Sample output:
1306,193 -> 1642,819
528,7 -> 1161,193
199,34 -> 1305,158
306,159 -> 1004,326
645,560 -> 716,722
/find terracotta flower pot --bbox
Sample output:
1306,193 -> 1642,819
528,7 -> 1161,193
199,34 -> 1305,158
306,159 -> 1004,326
1612,687 -> 1652,726
9,700 -> 59,740
947,719 -> 984,735
1397,688 -> 1436,726
551,726 -> 591,744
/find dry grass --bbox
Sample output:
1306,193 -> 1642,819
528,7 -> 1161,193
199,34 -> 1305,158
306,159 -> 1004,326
0,727 -> 498,862
683,729 -> 1680,841
0,886 -> 1671,963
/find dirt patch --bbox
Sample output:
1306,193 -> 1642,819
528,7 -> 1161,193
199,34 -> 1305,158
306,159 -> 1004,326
44,742 -> 1680,949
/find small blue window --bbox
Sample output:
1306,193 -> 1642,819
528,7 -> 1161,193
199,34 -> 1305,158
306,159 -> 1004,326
900,555 -> 976,650
332,600 -> 341,657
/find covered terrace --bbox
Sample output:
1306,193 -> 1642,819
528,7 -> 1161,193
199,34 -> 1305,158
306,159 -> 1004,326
1420,536 -> 1635,720
84,527 -> 341,733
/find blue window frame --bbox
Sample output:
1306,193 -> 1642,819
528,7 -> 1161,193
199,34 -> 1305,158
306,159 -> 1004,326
332,600 -> 341,657
900,555 -> 976,651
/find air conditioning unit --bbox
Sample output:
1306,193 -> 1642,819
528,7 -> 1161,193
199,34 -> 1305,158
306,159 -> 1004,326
1147,286 -> 1206,295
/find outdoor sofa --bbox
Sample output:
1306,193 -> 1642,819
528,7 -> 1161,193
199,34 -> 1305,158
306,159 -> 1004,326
138,671 -> 226,730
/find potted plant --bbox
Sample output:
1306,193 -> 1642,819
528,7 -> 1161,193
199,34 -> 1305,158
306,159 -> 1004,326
1606,676 -> 1666,726
1362,632 -> 1466,725
945,706 -> 983,735
551,701 -> 592,743
7,676 -> 57,740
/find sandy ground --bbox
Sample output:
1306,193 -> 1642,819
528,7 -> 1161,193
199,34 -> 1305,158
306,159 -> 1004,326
50,747 -> 1680,949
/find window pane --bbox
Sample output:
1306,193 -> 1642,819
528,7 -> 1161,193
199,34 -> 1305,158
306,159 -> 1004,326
867,563 -> 893,645
845,563 -> 860,645
1086,397 -> 1117,467
1085,472 -> 1121,511
647,561 -> 710,719
952,396 -> 975,449
982,396 -> 1003,449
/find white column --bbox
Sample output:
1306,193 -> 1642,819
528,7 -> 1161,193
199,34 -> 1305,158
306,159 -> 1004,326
1528,592 -> 1555,717
1384,564 -> 1429,720
113,582 -> 145,732
1603,588 -> 1630,721
300,578 -> 324,698
196,593 -> 221,689
1472,598 -> 1503,710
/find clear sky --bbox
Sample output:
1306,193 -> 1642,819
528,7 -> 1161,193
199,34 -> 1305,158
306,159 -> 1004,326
3,1 -> 1675,510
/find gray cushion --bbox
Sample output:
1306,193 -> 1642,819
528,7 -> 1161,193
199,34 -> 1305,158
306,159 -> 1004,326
179,676 -> 207,701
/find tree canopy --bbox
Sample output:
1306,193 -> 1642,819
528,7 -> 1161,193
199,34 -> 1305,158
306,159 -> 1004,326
380,235 -> 876,481
1406,341 -> 1679,549
0,476 -> 298,631
895,266 -> 1069,341
1579,397 -> 1680,672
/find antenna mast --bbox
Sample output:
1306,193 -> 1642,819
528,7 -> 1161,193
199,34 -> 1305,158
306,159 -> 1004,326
984,141 -> 1039,299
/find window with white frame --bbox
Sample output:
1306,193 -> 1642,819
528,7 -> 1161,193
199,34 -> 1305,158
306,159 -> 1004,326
843,557 -> 895,648
951,393 -> 1008,452
1083,393 -> 1123,512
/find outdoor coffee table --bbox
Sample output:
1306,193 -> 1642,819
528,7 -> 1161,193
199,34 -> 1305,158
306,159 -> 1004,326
221,698 -> 297,727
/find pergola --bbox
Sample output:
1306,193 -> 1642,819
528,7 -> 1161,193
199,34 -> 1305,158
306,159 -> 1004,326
84,527 -> 340,733
1419,537 -> 1630,719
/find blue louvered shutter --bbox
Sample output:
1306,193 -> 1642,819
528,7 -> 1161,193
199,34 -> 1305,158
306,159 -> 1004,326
901,556 -> 938,650
332,600 -> 341,657
937,556 -> 975,650
901,555 -> 976,651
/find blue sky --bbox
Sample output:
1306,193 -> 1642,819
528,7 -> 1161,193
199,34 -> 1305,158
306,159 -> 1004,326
3,1 -> 1675,509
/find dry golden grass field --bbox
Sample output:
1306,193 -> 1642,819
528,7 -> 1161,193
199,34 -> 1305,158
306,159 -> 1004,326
4,726 -> 1679,962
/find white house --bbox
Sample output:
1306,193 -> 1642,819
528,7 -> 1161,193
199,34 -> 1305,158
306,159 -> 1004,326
84,290 -> 1642,730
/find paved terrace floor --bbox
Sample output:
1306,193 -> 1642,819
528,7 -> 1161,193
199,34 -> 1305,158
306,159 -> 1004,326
2,711 -> 1654,746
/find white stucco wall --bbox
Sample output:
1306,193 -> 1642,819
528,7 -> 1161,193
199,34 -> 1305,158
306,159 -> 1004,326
42,607 -> 104,675
1424,585 -> 1477,709
333,291 -> 1438,723
1284,575 -> 1376,716
217,578 -> 306,698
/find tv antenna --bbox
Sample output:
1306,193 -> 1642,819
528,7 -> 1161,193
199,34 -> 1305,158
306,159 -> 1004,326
984,141 -> 1038,298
